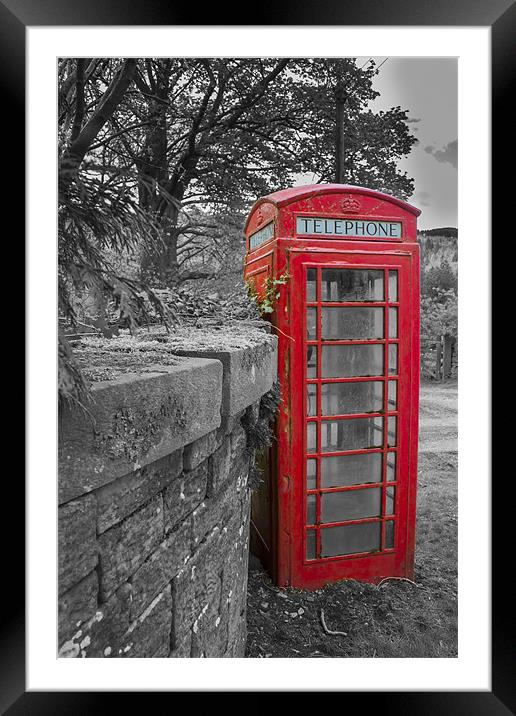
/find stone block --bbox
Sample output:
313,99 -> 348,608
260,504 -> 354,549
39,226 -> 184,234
217,509 -> 242,559
222,520 -> 250,658
221,532 -> 248,609
96,449 -> 183,534
58,494 -> 98,596
207,436 -> 231,497
231,424 -> 248,455
183,431 -> 219,471
241,486 -> 252,527
170,526 -> 223,647
129,518 -> 192,621
58,583 -> 132,658
192,454 -> 249,544
58,358 -> 223,503
163,462 -> 207,532
225,618 -> 247,658
191,611 -> 228,658
226,426 -> 250,490
170,570 -> 195,647
191,492 -> 229,547
58,571 -> 99,646
98,494 -> 164,600
217,409 -> 245,440
169,632 -> 192,658
227,566 -> 247,635
173,335 -> 277,417
207,427 -> 249,498
190,575 -> 222,656
119,586 -> 172,658
151,643 -> 170,658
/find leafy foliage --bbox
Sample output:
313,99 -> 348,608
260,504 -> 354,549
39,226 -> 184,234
58,170 -> 170,330
58,329 -> 90,410
244,382 -> 282,490
419,238 -> 458,342
246,271 -> 291,317
421,259 -> 457,298
421,289 -> 458,340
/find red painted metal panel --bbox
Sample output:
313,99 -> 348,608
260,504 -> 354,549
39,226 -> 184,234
244,185 -> 420,590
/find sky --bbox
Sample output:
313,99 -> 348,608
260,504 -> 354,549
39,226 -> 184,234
365,57 -> 458,230
296,58 -> 458,231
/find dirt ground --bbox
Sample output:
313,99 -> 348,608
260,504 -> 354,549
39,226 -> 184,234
245,380 -> 458,658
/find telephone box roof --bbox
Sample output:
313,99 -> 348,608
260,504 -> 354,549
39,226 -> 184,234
245,183 -> 421,231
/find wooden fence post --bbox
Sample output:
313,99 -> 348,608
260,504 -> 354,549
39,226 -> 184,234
435,340 -> 443,380
442,334 -> 453,379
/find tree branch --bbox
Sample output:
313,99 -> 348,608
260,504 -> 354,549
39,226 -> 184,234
215,59 -> 290,130
63,59 -> 137,170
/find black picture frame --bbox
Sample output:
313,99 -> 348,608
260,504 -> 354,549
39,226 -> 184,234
6,0 -> 510,711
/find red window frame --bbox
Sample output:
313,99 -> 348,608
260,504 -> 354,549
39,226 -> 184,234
287,249 -> 418,588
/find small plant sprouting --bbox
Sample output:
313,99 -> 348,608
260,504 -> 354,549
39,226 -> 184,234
246,270 -> 291,318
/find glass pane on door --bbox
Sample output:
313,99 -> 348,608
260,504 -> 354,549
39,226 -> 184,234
388,345 -> 398,375
306,459 -> 317,490
321,269 -> 384,302
388,270 -> 398,302
389,308 -> 398,338
307,495 -> 317,524
307,384 -> 317,416
321,488 -> 382,523
388,381 -> 397,409
307,346 -> 317,377
385,521 -> 395,549
320,418 -> 383,452
322,307 -> 384,340
386,486 -> 396,515
307,423 -> 317,453
306,268 -> 317,301
321,453 -> 383,487
321,522 -> 381,557
322,344 -> 384,377
307,308 -> 317,339
306,529 -> 317,559
387,452 -> 397,481
321,381 -> 383,415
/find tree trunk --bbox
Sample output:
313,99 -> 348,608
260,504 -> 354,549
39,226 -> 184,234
159,200 -> 183,284
136,66 -> 172,277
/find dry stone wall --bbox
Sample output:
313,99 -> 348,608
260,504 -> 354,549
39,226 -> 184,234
58,334 -> 277,658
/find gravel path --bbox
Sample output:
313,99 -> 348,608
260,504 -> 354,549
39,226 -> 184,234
419,381 -> 458,454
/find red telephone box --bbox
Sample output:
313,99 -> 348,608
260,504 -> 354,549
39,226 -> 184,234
244,184 -> 421,590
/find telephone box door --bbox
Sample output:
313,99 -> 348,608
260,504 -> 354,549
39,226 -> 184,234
288,249 -> 418,588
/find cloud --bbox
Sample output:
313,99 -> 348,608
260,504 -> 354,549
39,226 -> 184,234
415,190 -> 432,207
424,139 -> 458,169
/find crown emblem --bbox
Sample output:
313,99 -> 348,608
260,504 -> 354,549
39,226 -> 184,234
341,197 -> 361,213
256,203 -> 273,226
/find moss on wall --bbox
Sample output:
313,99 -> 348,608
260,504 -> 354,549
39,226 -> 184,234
94,396 -> 188,465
